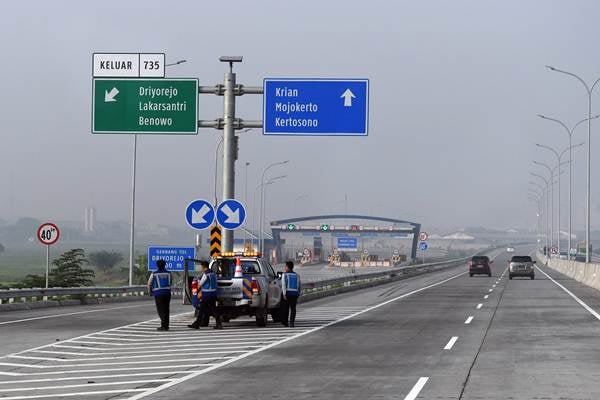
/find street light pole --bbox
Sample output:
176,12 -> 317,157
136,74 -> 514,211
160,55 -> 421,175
259,161 -> 289,254
538,114 -> 598,259
530,174 -> 551,253
530,184 -> 546,251
546,66 -> 600,263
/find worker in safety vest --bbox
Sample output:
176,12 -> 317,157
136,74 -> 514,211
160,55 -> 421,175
280,261 -> 301,328
188,261 -> 222,329
147,259 -> 172,331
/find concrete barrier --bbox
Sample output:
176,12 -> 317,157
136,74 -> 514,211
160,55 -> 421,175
537,253 -> 600,292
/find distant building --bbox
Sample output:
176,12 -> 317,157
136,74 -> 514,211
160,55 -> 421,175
84,207 -> 97,233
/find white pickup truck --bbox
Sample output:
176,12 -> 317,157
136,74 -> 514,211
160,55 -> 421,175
210,252 -> 283,327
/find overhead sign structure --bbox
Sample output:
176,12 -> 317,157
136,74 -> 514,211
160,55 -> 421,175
92,78 -> 198,134
419,232 -> 428,242
185,199 -> 215,230
419,242 -> 428,251
37,223 -> 60,246
147,246 -> 195,271
216,199 -> 246,230
263,78 -> 369,136
337,237 -> 358,251
93,53 -> 165,78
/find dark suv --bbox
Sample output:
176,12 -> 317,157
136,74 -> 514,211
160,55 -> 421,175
469,255 -> 492,277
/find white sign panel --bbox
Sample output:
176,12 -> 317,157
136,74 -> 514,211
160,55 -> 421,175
93,53 -> 165,78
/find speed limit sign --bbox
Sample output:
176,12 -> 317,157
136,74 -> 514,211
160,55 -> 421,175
419,232 -> 428,242
37,223 -> 60,245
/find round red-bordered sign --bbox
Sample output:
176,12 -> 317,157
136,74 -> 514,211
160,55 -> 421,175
37,223 -> 60,245
419,232 -> 428,242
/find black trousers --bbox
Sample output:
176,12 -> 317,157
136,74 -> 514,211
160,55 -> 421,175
154,294 -> 171,328
280,294 -> 298,326
199,297 -> 221,327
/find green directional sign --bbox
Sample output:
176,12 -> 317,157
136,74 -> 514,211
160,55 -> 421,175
92,78 -> 198,134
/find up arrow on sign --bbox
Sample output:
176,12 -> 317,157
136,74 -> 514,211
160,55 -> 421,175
341,88 -> 356,107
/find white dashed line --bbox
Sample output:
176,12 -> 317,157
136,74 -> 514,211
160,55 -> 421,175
464,316 -> 474,324
476,303 -> 483,309
484,295 -> 489,299
444,336 -> 459,350
488,289 -> 493,292
403,377 -> 429,400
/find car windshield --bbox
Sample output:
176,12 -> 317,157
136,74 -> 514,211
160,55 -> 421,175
471,256 -> 488,263
511,256 -> 532,263
211,258 -> 261,278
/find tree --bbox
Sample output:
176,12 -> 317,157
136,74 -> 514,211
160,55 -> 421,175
19,274 -> 46,288
88,250 -> 124,272
49,248 -> 95,287
121,254 -> 150,285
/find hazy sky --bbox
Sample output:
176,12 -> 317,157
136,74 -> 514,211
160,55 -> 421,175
2,0 -> 600,232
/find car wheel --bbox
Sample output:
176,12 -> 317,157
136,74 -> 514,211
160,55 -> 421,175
488,272 -> 492,277
255,297 -> 268,327
469,273 -> 473,277
509,274 -> 513,280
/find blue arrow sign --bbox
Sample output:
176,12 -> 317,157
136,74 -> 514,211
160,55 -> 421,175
419,242 -> 428,251
148,246 -> 195,271
263,78 -> 369,136
185,199 -> 215,230
337,237 -> 358,250
216,199 -> 246,230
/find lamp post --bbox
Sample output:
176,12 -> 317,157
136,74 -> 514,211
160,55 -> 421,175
529,188 -> 545,248
534,143 -> 585,258
530,173 -> 552,253
530,182 -> 548,252
546,66 -> 600,263
538,114 -> 598,259
259,161 -> 289,254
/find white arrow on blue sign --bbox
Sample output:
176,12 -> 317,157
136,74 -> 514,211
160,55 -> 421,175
263,78 -> 369,136
185,199 -> 215,230
419,242 -> 428,251
216,199 -> 246,230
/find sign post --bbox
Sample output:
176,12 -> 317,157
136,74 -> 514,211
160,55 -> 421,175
37,223 -> 60,288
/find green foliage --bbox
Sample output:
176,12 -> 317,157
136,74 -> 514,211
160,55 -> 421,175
89,250 -> 124,271
19,274 -> 46,288
129,254 -> 149,285
49,248 -> 95,287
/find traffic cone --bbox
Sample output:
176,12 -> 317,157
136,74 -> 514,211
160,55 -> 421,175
234,257 -> 243,278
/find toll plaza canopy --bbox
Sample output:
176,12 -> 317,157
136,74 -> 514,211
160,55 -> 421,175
270,214 -> 421,262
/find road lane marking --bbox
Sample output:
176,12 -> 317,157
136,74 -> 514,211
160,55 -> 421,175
125,271 -> 467,400
484,295 -> 489,299
476,303 -> 483,309
0,371 -> 192,384
464,316 -> 474,324
0,388 -> 146,399
444,336 -> 459,350
0,379 -> 175,393
403,377 -> 429,400
0,304 -> 152,326
488,289 -> 493,292
535,266 -> 600,321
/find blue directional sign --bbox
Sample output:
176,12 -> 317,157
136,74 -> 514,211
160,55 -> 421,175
263,78 -> 369,136
148,246 -> 195,271
337,237 -> 358,250
216,199 -> 246,230
419,242 -> 428,251
185,199 -> 215,230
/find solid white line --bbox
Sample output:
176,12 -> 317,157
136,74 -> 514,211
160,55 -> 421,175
464,316 -> 473,324
403,377 -> 429,400
50,341 -> 267,353
2,364 -> 214,377
444,336 -> 459,350
0,389 -> 146,399
0,304 -> 152,326
476,303 -> 483,309
126,271 -> 467,400
9,350 -> 246,362
0,371 -> 192,385
35,345 -> 260,357
0,379 -> 174,393
484,295 -> 489,299
535,266 -> 600,321
0,357 -> 226,369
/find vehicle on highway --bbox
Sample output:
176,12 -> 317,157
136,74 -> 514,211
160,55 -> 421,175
506,247 -> 515,253
210,252 -> 283,326
468,255 -> 492,277
508,255 -> 535,280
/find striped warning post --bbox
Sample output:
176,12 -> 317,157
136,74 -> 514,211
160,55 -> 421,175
210,224 -> 222,257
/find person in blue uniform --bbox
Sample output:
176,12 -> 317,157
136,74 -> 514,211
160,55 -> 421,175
188,261 -> 222,329
280,261 -> 301,328
147,259 -> 172,331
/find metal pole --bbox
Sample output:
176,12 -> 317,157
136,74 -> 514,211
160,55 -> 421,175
244,162 -> 249,247
569,134 -> 572,259
221,71 -> 236,252
586,94 -> 592,263
557,163 -> 561,256
128,134 -> 137,286
45,245 -> 49,289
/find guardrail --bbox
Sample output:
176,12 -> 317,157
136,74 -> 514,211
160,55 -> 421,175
0,247 -> 500,310
537,252 -> 600,292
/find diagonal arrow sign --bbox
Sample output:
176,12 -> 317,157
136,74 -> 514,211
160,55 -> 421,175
192,204 -> 212,225
221,204 -> 240,224
340,88 -> 356,107
104,87 -> 119,102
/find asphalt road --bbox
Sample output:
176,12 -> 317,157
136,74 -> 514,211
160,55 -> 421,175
2,246 -> 600,399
